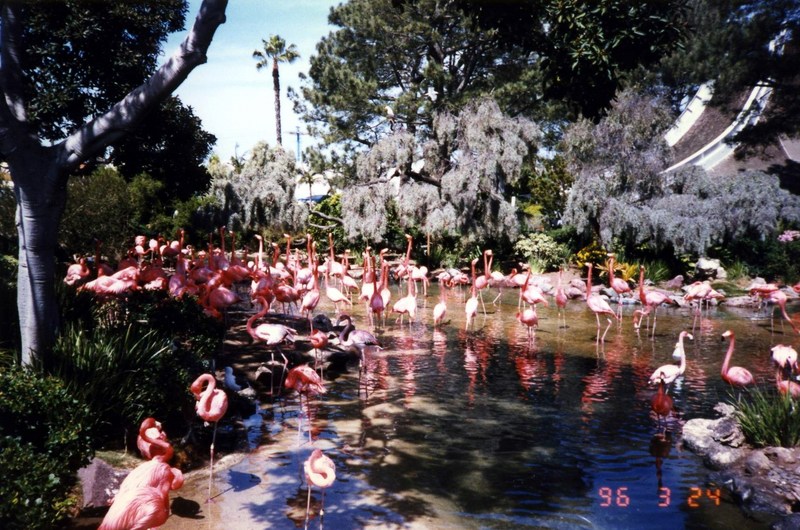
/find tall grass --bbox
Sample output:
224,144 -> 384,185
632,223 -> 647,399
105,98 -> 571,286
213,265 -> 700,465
734,388 -> 800,448
34,324 -> 181,446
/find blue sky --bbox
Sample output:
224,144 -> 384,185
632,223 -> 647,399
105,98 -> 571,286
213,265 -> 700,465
163,0 -> 338,162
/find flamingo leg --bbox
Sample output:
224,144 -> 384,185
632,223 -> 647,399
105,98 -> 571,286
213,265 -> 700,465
207,421 -> 218,502
304,484 -> 312,530
601,317 -> 613,342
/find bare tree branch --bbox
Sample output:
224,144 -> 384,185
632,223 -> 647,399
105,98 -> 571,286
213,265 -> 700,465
309,209 -> 344,225
58,0 -> 228,170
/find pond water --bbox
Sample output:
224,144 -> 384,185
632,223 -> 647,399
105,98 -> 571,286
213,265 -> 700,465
162,282 -> 793,530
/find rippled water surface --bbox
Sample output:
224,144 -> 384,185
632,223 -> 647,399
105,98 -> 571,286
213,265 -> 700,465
162,283 -> 794,530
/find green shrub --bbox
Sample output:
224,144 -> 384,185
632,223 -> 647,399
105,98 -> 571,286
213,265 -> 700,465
734,388 -> 800,448
514,232 -> 570,271
0,370 -> 94,529
640,259 -> 671,284
41,323 -> 200,447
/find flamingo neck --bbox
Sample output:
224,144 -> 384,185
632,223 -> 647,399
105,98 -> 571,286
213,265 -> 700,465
586,264 -> 593,297
721,335 -> 735,377
139,420 -> 173,461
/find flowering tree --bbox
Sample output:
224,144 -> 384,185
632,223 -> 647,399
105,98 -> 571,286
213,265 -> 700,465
563,89 -> 800,255
340,98 -> 540,245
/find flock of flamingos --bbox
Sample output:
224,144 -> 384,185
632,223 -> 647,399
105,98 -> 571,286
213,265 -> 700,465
62,229 -> 800,529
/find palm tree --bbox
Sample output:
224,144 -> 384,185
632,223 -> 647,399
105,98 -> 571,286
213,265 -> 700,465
253,35 -> 300,146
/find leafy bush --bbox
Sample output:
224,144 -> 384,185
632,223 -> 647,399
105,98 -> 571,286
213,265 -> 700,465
640,259 -> 671,284
514,232 -> 570,271
0,370 -> 94,529
44,289 -> 219,446
734,389 -> 800,448
0,254 -> 18,354
41,324 -> 196,447
575,240 -> 608,269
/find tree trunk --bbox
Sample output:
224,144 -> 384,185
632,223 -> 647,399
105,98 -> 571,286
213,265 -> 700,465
273,58 -> 281,145
9,144 -> 66,367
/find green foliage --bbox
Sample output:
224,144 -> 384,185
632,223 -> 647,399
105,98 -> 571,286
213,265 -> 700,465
307,193 -> 346,248
0,370 -> 94,529
59,166 -> 134,259
641,259 -> 672,284
0,254 -> 18,354
514,232 -> 570,271
575,241 -> 608,269
40,325 -> 185,446
46,288 -> 218,446
526,155 -> 574,228
734,388 -> 800,448
540,0 -> 688,119
725,260 -> 751,282
0,183 -> 15,255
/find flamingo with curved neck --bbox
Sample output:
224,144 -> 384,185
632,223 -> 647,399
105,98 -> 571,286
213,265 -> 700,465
190,373 -> 229,501
720,330 -> 754,387
136,417 -> 172,461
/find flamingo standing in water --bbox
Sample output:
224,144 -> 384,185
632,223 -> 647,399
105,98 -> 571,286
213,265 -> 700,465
433,282 -> 447,327
771,344 -> 800,398
465,258 -> 480,331
303,448 -> 336,530
607,254 -> 631,319
554,268 -> 568,329
516,306 -> 538,343
648,331 -> 692,391
585,262 -> 619,342
285,364 -> 326,442
638,265 -> 677,337
190,373 -> 229,501
650,379 -> 674,434
247,296 -> 294,394
720,330 -> 755,387
765,289 -> 800,334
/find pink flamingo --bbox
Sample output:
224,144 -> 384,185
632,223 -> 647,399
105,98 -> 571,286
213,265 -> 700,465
765,289 -> 800,334
638,265 -> 676,337
771,344 -> 798,382
516,306 -> 538,342
369,257 -> 387,327
720,330 -> 755,387
648,331 -> 692,390
98,483 -> 176,530
64,257 -> 91,286
585,262 -> 619,342
391,268 -> 417,325
304,449 -> 336,530
324,265 -> 352,314
776,374 -> 800,398
286,364 -> 326,443
607,254 -> 631,319
247,296 -> 294,394
336,314 -> 381,389
309,328 -> 329,375
554,268 -> 568,328
433,283 -> 448,327
109,437 -> 183,508
465,258 -> 480,331
136,417 -> 170,461
190,373 -> 229,501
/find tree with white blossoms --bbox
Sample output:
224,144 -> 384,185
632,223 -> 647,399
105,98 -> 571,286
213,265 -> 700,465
206,142 -> 306,233
563,88 -> 800,255
339,98 -> 540,244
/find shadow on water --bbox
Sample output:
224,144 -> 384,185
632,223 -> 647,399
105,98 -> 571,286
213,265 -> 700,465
161,284 -> 786,529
